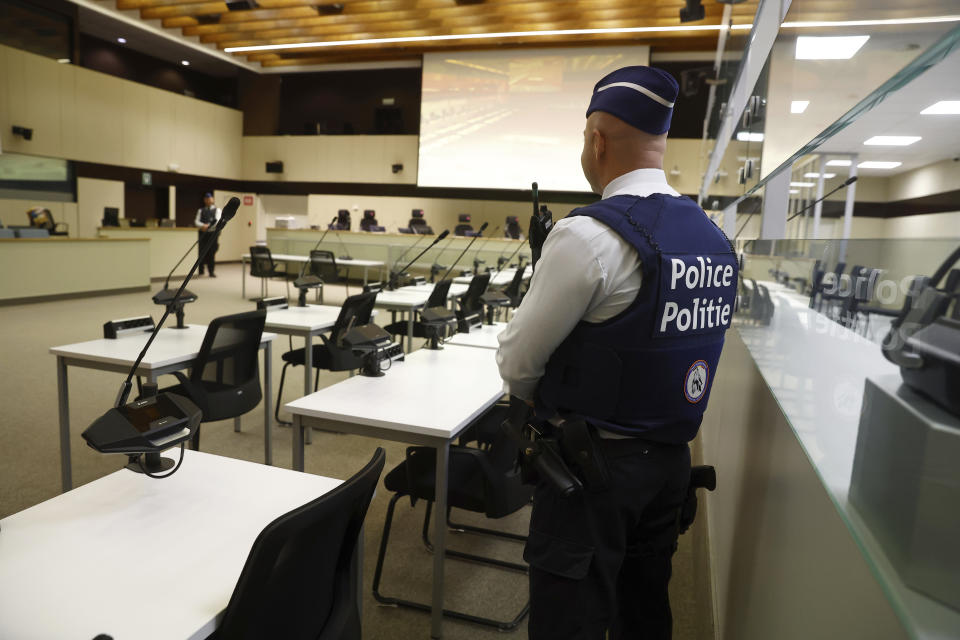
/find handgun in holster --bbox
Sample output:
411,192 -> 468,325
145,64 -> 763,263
679,465 -> 717,534
500,396 -> 609,496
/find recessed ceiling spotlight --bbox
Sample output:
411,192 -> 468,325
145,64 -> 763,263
825,159 -> 852,167
790,181 -> 816,188
857,161 -> 902,169
790,100 -> 809,113
920,100 -> 960,115
803,172 -> 836,179
864,135 -> 921,146
736,131 -> 764,142
795,35 -> 870,60
117,37 -> 127,44
181,60 -> 190,66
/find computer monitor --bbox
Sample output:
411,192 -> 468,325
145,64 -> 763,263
102,207 -> 120,227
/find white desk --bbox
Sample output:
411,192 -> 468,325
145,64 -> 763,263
444,322 -> 507,350
0,450 -> 342,640
285,345 -> 505,638
453,268 -> 526,287
241,252 -> 385,297
50,325 -> 276,492
377,284 -> 468,352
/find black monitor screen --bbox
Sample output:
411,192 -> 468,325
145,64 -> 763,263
103,207 -> 120,227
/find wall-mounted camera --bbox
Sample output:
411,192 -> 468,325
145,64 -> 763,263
392,163 -> 404,174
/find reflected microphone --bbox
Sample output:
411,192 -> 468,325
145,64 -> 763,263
471,225 -> 499,273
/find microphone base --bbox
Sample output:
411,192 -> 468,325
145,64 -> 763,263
125,452 -> 176,474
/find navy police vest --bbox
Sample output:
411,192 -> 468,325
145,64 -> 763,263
198,206 -> 218,227
537,194 -> 738,443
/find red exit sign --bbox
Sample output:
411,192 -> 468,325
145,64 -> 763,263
243,195 -> 254,206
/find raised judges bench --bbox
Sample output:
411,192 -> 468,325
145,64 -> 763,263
266,228 -> 528,281
0,238 -> 150,304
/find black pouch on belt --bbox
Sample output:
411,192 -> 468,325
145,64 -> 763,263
557,417 -> 609,492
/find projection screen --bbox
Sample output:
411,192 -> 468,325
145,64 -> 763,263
418,45 -> 650,192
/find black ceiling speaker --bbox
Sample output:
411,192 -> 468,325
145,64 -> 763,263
266,161 -> 284,173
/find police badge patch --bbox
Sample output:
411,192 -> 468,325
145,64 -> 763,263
684,360 -> 709,403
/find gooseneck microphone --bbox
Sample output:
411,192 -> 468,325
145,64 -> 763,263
388,229 -> 450,290
441,221 -> 489,282
471,225 -> 499,273
83,196 -> 240,479
333,229 -> 353,260
430,233 -> 457,282
492,240 -> 526,276
388,233 -> 427,282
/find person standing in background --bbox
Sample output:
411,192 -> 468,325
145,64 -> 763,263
195,192 -> 221,277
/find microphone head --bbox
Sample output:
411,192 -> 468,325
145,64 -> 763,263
220,197 -> 241,223
436,229 -> 450,241
479,221 -> 489,232
845,176 -> 859,185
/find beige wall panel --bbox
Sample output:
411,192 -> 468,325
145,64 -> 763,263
213,190 -> 259,261
0,239 -> 149,301
77,177 -> 124,239
823,175 -> 888,203
58,61 -> 78,160
2,47 -> 29,155
74,67 -> 123,165
888,158 -> 960,202
885,210 -> 960,238
0,46 -> 9,149
18,52 -> 62,159
147,89 -> 176,171
171,95 -> 199,176
702,333 -> 907,640
122,81 -> 152,170
241,135 -> 419,184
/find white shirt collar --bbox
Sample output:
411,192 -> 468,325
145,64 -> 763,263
601,168 -> 680,200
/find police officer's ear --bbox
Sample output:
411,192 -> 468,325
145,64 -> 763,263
591,128 -> 606,161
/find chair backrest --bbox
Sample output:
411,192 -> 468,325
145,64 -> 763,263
213,448 -> 386,640
331,292 -> 378,346
426,278 -> 452,308
336,209 -> 351,230
505,216 -> 521,239
249,246 -> 277,278
360,210 -> 378,230
409,209 -> 425,226
459,273 -> 490,314
189,310 -> 266,421
310,249 -> 340,282
503,264 -> 527,299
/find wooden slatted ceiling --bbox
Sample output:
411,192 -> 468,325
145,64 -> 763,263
113,0 -> 759,67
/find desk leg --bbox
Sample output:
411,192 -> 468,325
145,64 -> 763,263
57,356 -> 71,493
431,442 -> 449,639
292,414 -> 305,472
304,334 -> 313,446
242,257 -> 247,299
234,417 -> 241,433
362,266 -> 369,286
263,340 -> 273,466
406,312 -> 414,353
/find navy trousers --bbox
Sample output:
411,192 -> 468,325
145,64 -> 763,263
524,438 -> 691,640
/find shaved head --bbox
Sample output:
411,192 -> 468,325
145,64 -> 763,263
580,111 -> 668,194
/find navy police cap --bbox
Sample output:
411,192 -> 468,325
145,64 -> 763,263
586,66 -> 679,135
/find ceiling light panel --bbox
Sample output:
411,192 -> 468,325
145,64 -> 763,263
804,172 -> 836,179
864,136 -> 921,146
790,182 -> 816,187
920,100 -> 960,115
736,131 -> 764,142
795,35 -> 870,60
825,159 -> 852,167
791,100 -> 809,113
857,161 -> 902,169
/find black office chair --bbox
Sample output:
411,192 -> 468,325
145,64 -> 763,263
454,213 -> 474,237
457,273 -> 491,332
210,448 -> 385,640
482,264 -> 527,323
408,209 -> 433,235
309,249 -> 349,303
382,279 -> 455,341
249,246 -> 295,299
329,209 -> 351,231
360,210 -> 381,231
156,310 -> 266,453
373,425 -> 532,631
275,292 -> 378,425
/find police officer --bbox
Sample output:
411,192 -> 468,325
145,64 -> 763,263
496,66 -> 737,639
195,192 -> 221,277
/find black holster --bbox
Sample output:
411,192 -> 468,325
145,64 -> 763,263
500,397 -> 609,496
